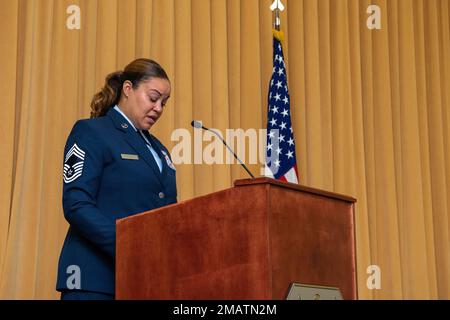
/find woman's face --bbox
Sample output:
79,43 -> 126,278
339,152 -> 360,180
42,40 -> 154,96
122,77 -> 171,130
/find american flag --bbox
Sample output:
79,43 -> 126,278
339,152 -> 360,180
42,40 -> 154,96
265,30 -> 299,184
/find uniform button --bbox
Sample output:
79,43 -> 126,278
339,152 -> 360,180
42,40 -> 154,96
159,192 -> 165,199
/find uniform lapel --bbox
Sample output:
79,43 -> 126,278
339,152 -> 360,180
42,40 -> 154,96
144,131 -> 168,177
107,108 -> 164,186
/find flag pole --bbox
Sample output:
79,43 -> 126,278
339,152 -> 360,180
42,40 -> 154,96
270,0 -> 285,31
273,9 -> 281,31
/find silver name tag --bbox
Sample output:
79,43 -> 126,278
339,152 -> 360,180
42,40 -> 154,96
121,154 -> 139,160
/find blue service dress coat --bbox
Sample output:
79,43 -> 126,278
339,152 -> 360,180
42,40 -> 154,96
56,107 -> 177,295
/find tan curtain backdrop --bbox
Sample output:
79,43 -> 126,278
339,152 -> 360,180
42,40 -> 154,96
0,0 -> 449,299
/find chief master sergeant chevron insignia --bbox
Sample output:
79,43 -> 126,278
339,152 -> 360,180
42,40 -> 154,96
63,143 -> 86,184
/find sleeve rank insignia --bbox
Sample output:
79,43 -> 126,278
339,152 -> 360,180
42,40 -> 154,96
63,143 -> 86,183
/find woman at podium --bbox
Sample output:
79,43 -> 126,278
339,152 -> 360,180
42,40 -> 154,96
56,58 -> 177,300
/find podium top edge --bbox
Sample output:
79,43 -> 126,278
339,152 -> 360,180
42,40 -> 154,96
234,178 -> 357,203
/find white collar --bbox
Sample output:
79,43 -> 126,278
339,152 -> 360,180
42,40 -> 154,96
113,105 -> 137,132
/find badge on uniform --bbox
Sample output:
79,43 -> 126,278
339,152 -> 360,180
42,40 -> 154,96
161,150 -> 176,171
63,143 -> 85,183
121,153 -> 139,160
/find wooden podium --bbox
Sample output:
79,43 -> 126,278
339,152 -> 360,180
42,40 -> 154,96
116,178 -> 357,300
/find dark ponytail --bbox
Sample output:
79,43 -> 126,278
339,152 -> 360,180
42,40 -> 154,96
90,59 -> 169,118
90,71 -> 123,118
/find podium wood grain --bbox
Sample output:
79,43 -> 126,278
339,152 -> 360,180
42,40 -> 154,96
116,178 -> 357,300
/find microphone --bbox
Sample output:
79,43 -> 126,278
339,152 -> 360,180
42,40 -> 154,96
191,120 -> 255,179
